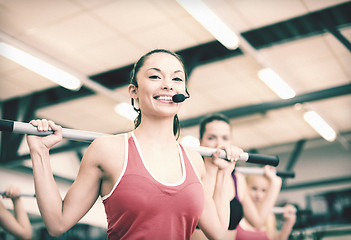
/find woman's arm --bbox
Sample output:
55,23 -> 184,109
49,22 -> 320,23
190,147 -> 240,240
26,119 -> 104,236
0,186 -> 32,240
276,204 -> 296,240
190,229 -> 208,240
241,166 -> 282,229
198,168 -> 232,239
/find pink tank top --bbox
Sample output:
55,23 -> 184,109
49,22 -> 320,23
102,133 -> 204,240
236,223 -> 270,240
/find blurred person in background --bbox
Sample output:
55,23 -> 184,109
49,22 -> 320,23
192,113 -> 288,240
0,185 -> 32,240
235,172 -> 296,240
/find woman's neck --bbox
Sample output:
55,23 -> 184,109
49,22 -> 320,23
134,116 -> 176,145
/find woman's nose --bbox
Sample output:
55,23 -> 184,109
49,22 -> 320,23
161,78 -> 173,90
217,138 -> 226,147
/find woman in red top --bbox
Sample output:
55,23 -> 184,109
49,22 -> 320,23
236,169 -> 296,240
0,185 -> 32,240
26,49 -> 243,239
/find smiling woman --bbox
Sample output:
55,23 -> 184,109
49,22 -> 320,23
25,49 -> 242,240
129,49 -> 188,140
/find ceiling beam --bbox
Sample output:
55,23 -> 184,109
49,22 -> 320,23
180,83 -> 351,128
282,139 -> 306,187
326,26 -> 351,52
285,139 -> 306,171
243,1 -> 351,49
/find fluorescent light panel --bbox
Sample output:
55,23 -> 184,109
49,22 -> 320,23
114,103 -> 138,121
258,68 -> 296,99
177,0 -> 239,50
303,110 -> 336,142
0,42 -> 82,91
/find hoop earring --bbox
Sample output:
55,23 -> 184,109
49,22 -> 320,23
131,98 -> 140,112
185,88 -> 190,98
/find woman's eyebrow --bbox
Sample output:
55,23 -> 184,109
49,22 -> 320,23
147,67 -> 161,72
147,68 -> 183,74
207,134 -> 217,138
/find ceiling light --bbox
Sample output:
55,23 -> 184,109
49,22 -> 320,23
303,110 -> 337,142
176,0 -> 239,50
0,35 -> 82,91
114,103 -> 138,121
258,68 -> 296,99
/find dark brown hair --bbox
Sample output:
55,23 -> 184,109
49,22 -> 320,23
199,113 -> 231,140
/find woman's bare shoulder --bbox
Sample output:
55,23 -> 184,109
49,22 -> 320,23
83,133 -> 127,163
183,146 -> 205,179
92,133 -> 126,147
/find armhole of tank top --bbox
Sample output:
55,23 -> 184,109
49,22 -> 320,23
233,172 -> 239,200
181,146 -> 203,184
101,133 -> 129,201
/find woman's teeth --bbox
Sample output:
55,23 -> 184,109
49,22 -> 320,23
158,96 -> 173,101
